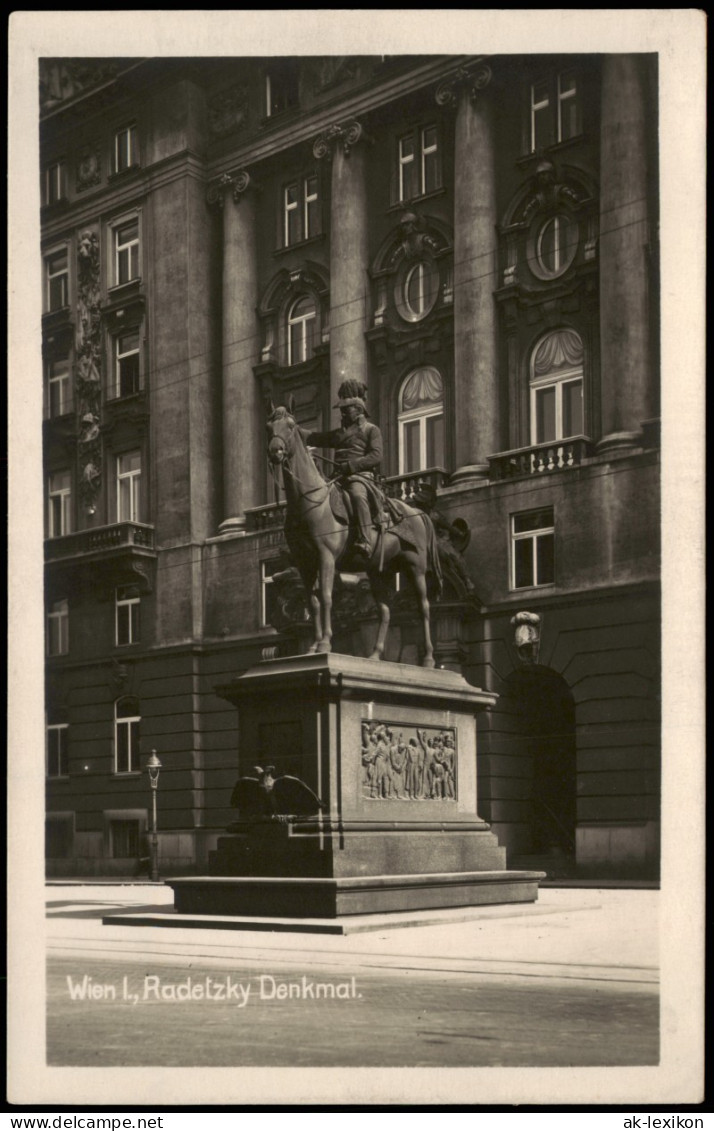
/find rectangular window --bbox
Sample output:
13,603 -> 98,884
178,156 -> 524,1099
46,249 -> 69,311
48,470 -> 72,537
398,126 -> 440,202
114,218 -> 140,285
111,819 -> 140,857
304,174 -> 319,239
43,161 -> 65,206
530,72 -> 582,152
284,183 -> 299,246
115,329 -> 141,397
511,508 -> 555,589
265,64 -> 299,117
398,134 -> 415,201
115,719 -> 140,774
283,175 -> 320,247
114,125 -> 138,173
557,72 -> 581,142
116,451 -> 141,523
47,355 -> 71,417
116,586 -> 141,646
47,725 -> 69,778
532,377 -> 584,443
48,598 -> 69,656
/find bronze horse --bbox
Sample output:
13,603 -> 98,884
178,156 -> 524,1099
266,404 -> 442,667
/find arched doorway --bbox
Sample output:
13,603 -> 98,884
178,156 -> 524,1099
505,666 -> 577,859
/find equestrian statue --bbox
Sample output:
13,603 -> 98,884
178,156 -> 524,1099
266,379 -> 442,667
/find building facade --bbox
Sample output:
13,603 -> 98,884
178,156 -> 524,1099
41,54 -> 660,878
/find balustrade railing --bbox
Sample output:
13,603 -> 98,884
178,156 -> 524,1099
488,437 -> 593,482
45,521 -> 155,561
244,501 -> 288,532
384,468 -> 450,502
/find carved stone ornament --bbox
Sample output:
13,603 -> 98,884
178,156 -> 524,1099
387,211 -> 442,269
76,145 -> 102,192
361,721 -> 457,801
511,610 -> 541,664
435,62 -> 492,109
521,159 -> 582,223
313,119 -> 366,160
208,84 -> 250,136
312,56 -> 360,94
75,230 -> 103,512
206,168 -> 256,208
40,59 -> 123,112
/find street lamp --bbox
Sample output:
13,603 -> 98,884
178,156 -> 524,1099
146,749 -> 162,882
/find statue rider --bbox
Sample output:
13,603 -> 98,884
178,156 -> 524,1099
306,380 -> 383,565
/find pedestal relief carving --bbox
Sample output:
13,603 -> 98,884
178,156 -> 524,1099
362,721 -> 457,801
76,229 -> 102,513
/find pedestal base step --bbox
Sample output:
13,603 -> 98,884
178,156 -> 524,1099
166,870 -> 544,919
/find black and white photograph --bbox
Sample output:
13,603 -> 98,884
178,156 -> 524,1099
7,9 -> 705,1112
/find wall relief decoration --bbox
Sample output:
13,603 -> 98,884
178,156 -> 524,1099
75,229 -> 103,513
76,146 -> 101,192
361,721 -> 457,801
208,84 -> 250,137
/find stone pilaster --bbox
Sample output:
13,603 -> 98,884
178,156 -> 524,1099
436,63 -> 498,484
313,120 -> 370,409
208,171 -> 261,534
598,55 -> 652,453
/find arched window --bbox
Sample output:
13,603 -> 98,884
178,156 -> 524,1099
114,696 -> 140,774
286,294 -> 316,366
530,329 -> 584,444
398,367 -> 444,473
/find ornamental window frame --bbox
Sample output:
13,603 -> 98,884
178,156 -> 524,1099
286,293 -> 317,366
47,469 -> 72,538
529,70 -> 582,153
45,352 -> 72,418
116,450 -> 142,523
114,697 -> 141,775
529,329 -> 585,445
111,325 -> 143,399
115,585 -> 141,647
45,245 -> 70,312
113,123 -> 139,174
397,124 -> 441,203
397,367 -> 445,475
113,216 -> 141,287
510,507 -> 555,590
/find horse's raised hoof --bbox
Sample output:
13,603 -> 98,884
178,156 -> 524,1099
307,643 -> 318,654
422,657 -> 436,669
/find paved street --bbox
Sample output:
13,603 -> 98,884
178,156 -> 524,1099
45,884 -> 659,1068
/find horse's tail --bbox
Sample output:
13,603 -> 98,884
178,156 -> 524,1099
420,513 -> 443,597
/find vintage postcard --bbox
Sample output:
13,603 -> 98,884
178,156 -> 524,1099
7,9 -> 705,1111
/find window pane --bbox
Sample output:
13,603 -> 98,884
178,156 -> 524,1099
514,538 -> 534,588
290,319 -> 304,364
58,728 -> 69,776
118,451 -> 141,475
426,413 -> 444,469
111,819 -> 140,858
536,532 -> 555,585
116,722 -> 129,773
406,263 -> 425,315
117,603 -> 130,646
562,379 -> 583,436
131,602 -> 141,644
118,352 -> 140,397
403,420 -> 421,473
535,386 -> 556,443
130,721 -> 140,771
423,147 -> 439,194
514,508 -> 553,534
116,219 -> 138,245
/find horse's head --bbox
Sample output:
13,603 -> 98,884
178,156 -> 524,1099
266,399 -> 297,466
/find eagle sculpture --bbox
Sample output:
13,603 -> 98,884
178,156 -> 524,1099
230,765 -> 325,820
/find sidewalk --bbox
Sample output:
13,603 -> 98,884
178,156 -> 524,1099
46,882 -> 659,988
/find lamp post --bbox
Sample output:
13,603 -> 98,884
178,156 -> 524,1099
146,749 -> 162,882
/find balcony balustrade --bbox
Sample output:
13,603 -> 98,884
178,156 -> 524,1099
45,521 -> 155,562
488,437 -> 594,482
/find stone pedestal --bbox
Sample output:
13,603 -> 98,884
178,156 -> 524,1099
167,654 -> 543,917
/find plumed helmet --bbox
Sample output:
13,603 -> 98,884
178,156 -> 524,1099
334,378 -> 370,416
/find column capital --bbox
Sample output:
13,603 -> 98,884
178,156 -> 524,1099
206,169 -> 259,208
435,61 -> 492,109
313,118 -> 371,161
